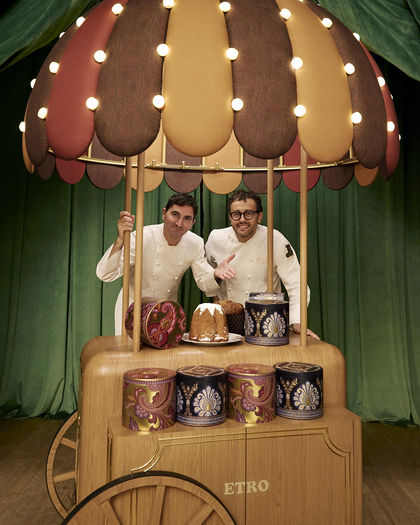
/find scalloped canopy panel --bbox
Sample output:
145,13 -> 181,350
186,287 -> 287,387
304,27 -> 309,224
22,0 -> 399,192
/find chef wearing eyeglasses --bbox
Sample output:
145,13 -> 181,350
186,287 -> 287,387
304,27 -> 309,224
205,189 -> 319,339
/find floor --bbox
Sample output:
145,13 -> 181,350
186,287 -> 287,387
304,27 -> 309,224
0,416 -> 419,524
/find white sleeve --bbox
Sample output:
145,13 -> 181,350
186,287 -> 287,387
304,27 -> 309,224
96,232 -> 136,283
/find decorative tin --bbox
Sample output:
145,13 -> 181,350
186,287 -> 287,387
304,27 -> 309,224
122,368 -> 177,431
176,365 -> 228,427
226,363 -> 276,424
125,297 -> 186,349
274,362 -> 323,420
245,292 -> 289,346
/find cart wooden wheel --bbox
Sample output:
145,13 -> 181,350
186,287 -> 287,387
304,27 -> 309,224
46,410 -> 78,518
61,471 -> 235,525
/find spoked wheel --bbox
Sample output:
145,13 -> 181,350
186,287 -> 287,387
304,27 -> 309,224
46,410 -> 78,518
61,471 -> 235,525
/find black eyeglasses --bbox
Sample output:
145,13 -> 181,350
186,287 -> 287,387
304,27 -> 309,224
230,210 -> 259,221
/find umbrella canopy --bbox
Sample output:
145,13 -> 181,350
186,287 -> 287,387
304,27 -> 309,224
21,0 -> 399,194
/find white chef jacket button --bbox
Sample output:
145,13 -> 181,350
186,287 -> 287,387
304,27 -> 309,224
154,276 -> 157,279
175,277 -> 178,280
167,289 -> 171,293
157,262 -> 160,266
248,275 -> 251,279
179,262 -> 182,266
152,288 -> 155,292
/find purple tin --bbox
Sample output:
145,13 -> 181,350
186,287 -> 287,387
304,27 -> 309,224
226,363 -> 276,424
122,367 -> 177,431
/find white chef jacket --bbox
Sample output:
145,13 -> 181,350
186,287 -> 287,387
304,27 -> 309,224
96,224 -> 220,334
205,225 -> 309,326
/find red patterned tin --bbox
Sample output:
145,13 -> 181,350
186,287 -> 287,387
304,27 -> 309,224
125,297 -> 186,349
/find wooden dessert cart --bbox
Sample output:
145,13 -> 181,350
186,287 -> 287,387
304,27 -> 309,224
32,1 -> 401,521
47,322 -> 362,525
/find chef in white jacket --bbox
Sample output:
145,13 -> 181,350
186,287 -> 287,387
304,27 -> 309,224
205,189 -> 319,339
97,193 -> 235,335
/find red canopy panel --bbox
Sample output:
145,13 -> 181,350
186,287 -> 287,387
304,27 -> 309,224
46,0 -> 129,160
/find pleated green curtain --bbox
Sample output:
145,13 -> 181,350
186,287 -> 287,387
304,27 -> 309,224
1,1 -> 419,425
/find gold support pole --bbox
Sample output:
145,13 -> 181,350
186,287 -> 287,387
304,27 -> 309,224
300,146 -> 308,347
132,151 -> 145,353
122,157 -> 133,335
267,159 -> 274,292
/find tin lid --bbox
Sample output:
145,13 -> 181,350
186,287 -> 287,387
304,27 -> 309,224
177,365 -> 227,378
123,367 -> 177,382
274,362 -> 322,373
248,292 -> 286,303
226,363 -> 275,377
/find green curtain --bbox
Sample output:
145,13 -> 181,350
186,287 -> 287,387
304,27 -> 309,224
1,2 -> 419,425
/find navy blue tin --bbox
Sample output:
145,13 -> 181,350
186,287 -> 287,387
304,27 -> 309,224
245,293 -> 289,346
176,365 -> 228,427
274,362 -> 323,420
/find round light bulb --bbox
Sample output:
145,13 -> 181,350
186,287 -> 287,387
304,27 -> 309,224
163,0 -> 175,8
377,76 -> 386,87
231,98 -> 244,111
30,79 -> 36,89
226,48 -> 239,60
19,121 -> 26,132
153,95 -> 165,109
86,97 -> 99,111
344,63 -> 355,75
220,2 -> 231,13
157,44 -> 169,57
294,105 -> 306,117
111,3 -> 123,15
94,50 -> 106,63
280,9 -> 291,20
38,107 -> 48,119
291,57 -> 303,70
49,61 -> 59,74
322,18 -> 333,28
353,32 -> 360,41
387,121 -> 395,132
76,17 -> 85,27
351,112 -> 362,124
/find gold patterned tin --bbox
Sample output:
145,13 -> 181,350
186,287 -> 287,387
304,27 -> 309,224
122,368 -> 177,431
274,362 -> 323,420
226,363 -> 276,424
245,293 -> 289,346
176,365 -> 228,427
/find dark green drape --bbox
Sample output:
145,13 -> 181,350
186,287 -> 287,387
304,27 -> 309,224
1,2 -> 419,424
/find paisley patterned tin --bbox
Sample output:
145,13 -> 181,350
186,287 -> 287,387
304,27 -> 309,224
122,367 -> 177,431
176,365 -> 228,427
274,362 -> 323,420
245,293 -> 289,346
125,297 -> 186,349
226,363 -> 276,424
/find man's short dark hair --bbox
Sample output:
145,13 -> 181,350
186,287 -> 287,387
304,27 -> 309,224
165,193 -> 198,217
228,189 -> 263,213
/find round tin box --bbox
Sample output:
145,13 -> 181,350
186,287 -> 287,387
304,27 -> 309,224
274,362 -> 323,420
176,365 -> 228,427
125,297 -> 186,349
226,363 -> 276,424
245,292 -> 289,346
122,367 -> 177,431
